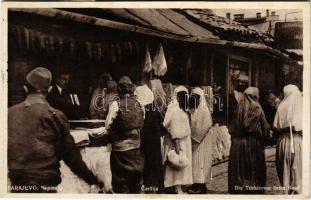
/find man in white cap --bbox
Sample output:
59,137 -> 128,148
8,67 -> 104,193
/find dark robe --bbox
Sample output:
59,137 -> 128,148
228,87 -> 271,194
141,103 -> 164,193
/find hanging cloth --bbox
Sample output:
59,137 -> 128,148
152,43 -> 167,76
143,45 -> 152,73
185,52 -> 192,83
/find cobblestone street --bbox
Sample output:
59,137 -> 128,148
207,147 -> 283,194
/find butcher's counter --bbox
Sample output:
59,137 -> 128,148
58,120 -> 112,193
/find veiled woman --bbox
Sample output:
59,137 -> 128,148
188,87 -> 213,194
273,84 -> 302,194
162,86 -> 193,194
228,87 -> 271,194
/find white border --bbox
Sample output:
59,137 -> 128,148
1,2 -> 310,199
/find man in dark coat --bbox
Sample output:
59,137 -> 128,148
47,72 -> 79,119
8,67 -> 103,193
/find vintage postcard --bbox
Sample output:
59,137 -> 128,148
0,1 -> 310,199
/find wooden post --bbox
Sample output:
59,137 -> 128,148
210,51 -> 214,86
226,55 -> 230,125
185,48 -> 192,85
255,60 -> 259,87
202,47 -> 213,86
202,47 -> 207,85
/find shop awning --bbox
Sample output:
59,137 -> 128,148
9,8 -> 219,43
99,8 -> 217,39
9,8 -> 294,62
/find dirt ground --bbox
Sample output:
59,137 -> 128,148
207,147 -> 283,194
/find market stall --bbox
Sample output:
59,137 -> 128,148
58,120 -> 112,193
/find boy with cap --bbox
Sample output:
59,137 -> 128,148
8,67 -> 104,193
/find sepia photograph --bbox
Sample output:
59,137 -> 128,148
1,2 -> 310,198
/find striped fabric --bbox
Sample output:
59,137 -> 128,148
192,131 -> 214,184
229,87 -> 270,138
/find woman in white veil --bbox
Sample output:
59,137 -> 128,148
273,84 -> 302,194
188,87 -> 213,193
162,86 -> 193,194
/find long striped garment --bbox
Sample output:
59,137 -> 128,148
229,87 -> 270,138
228,87 -> 271,194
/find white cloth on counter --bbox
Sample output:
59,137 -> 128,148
58,146 -> 112,193
70,129 -> 90,146
70,127 -> 106,146
89,127 -> 106,137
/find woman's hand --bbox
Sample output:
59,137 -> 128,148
89,184 -> 101,193
174,139 -> 181,154
103,184 -> 113,193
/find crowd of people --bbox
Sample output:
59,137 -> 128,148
8,67 -> 302,194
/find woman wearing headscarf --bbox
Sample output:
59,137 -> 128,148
228,87 -> 271,194
162,86 -> 193,194
135,84 -> 165,193
89,73 -> 113,119
188,87 -> 213,194
149,79 -> 167,117
228,83 -> 248,124
273,84 -> 302,194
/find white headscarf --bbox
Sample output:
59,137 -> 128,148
172,85 -> 188,101
273,84 -> 302,131
150,79 -> 167,117
163,86 -> 191,139
134,84 -> 155,107
190,87 -> 213,143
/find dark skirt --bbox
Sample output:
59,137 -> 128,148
141,107 -> 164,193
228,135 -> 266,194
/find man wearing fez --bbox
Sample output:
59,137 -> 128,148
8,67 -> 103,193
47,71 -> 79,119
